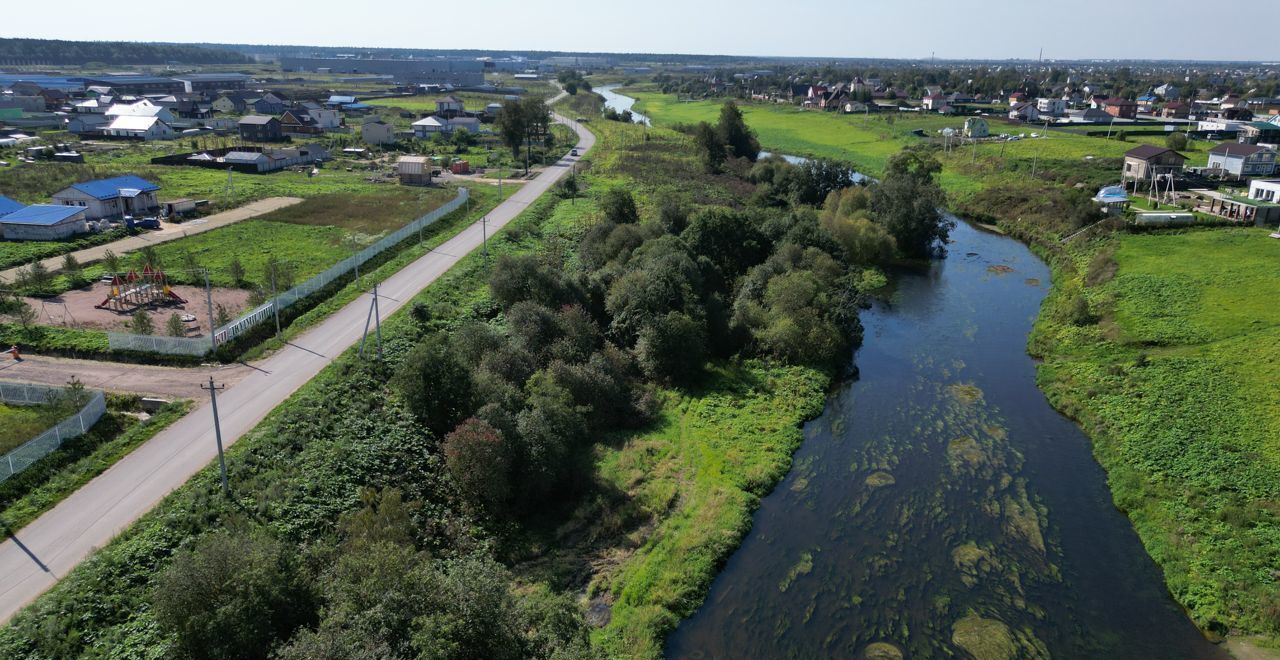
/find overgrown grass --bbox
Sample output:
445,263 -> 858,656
0,402 -> 70,454
0,399 -> 191,533
1031,227 -> 1280,644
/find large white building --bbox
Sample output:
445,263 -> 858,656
0,204 -> 89,240
52,175 -> 160,220
104,116 -> 176,141
104,99 -> 174,123
1248,179 -> 1280,203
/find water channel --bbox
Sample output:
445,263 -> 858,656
665,221 -> 1224,658
597,84 -> 651,125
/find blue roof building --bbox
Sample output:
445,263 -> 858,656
52,175 -> 161,220
0,204 -> 89,240
0,194 -> 24,217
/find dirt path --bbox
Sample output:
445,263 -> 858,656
0,197 -> 303,282
0,355 -> 252,399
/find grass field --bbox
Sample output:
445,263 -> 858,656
0,402 -> 69,454
624,87 -> 1220,197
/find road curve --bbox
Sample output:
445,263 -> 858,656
0,111 -> 594,624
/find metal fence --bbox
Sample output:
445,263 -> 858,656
107,188 -> 470,356
0,382 -> 107,483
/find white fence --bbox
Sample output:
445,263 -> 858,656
0,382 -> 107,484
107,188 -> 470,356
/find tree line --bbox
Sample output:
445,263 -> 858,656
0,38 -> 249,65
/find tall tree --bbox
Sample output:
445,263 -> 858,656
716,101 -> 760,161
870,149 -> 952,258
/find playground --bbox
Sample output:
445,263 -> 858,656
20,279 -> 251,337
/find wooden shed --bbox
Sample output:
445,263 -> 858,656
397,156 -> 432,186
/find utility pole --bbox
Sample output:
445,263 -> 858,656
358,283 -> 383,360
203,269 -> 216,349
200,377 -> 230,497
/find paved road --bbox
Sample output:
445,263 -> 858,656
0,111 -> 593,624
0,355 -> 251,399
0,197 -> 303,282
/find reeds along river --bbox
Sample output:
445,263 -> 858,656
666,220 -> 1226,659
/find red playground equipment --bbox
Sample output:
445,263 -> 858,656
95,265 -> 188,313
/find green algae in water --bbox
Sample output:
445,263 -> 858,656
949,382 -> 985,405
865,471 -> 896,489
779,551 -> 815,592
952,614 -> 1018,660
861,641 -> 904,659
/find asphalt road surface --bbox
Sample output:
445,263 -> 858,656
0,110 -> 593,624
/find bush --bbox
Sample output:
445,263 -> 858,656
443,418 -> 512,514
600,187 -> 640,225
152,529 -> 316,660
635,312 -> 707,384
394,333 -> 476,439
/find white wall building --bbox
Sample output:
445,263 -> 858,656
52,175 -> 160,220
104,116 -> 177,141
0,204 -> 89,241
1249,179 -> 1280,203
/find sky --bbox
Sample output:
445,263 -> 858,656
4,0 -> 1275,62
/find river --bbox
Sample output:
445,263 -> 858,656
666,220 -> 1225,658
597,84 -> 651,125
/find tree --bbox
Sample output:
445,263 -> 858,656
228,257 -> 246,285
394,333 -> 476,438
23,261 -> 53,295
716,101 -> 760,161
600,187 -> 640,225
152,529 -> 316,660
869,148 -> 952,258
488,254 -> 569,310
443,418 -> 512,514
61,253 -> 85,288
1166,132 -> 1188,150
693,121 -> 726,173
166,312 -> 186,337
10,300 -> 37,329
495,100 -> 527,158
128,311 -> 154,335
635,311 -> 706,384
101,249 -> 121,274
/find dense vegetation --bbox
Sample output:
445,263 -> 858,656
0,38 -> 249,65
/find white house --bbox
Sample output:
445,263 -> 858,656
52,175 -> 160,220
1009,102 -> 1040,122
1207,144 -> 1277,178
1036,97 -> 1067,116
964,117 -> 989,138
412,116 -> 447,136
0,204 -> 89,241
104,116 -> 177,141
1249,179 -> 1280,203
307,108 -> 342,129
361,118 -> 397,145
104,99 -> 174,123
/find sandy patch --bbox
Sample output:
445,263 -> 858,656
23,282 -> 252,337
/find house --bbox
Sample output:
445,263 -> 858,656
1008,102 -> 1040,122
1248,179 -> 1280,203
1101,98 -> 1137,119
0,205 -> 89,241
1008,91 -> 1028,105
238,115 -> 284,142
222,151 -> 271,171
963,117 -> 989,138
280,110 -> 321,135
1159,102 -> 1189,119
212,93 -> 251,114
171,100 -> 212,120
412,116 -> 447,136
1036,97 -> 1066,116
1136,93 -> 1159,110
104,116 -> 177,141
1207,144 -> 1277,178
52,175 -> 160,220
447,116 -> 480,133
484,102 -> 503,118
72,98 -> 108,114
1154,83 -> 1180,99
921,93 -> 946,111
397,156 -> 432,186
307,108 -> 341,129
104,100 -> 175,123
436,95 -> 465,117
67,114 -> 110,134
0,195 -> 23,218
250,93 -> 286,115
1122,145 -> 1187,183
1239,122 -> 1280,145
842,101 -> 871,114
361,118 -> 397,145
1089,95 -> 1109,109
326,95 -> 357,108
